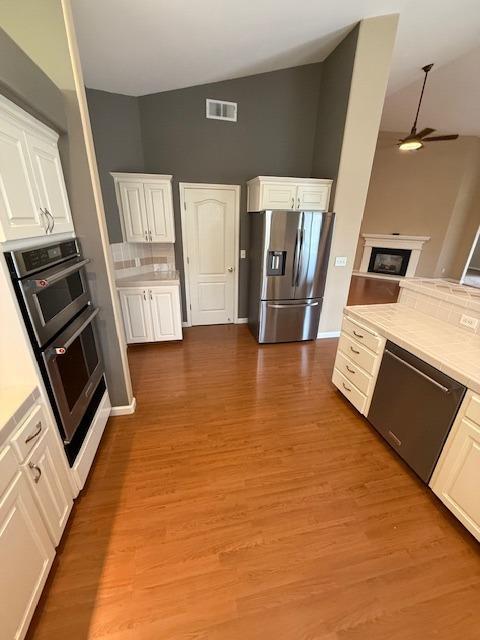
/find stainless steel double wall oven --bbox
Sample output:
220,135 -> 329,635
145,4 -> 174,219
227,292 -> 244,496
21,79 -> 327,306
6,239 -> 105,464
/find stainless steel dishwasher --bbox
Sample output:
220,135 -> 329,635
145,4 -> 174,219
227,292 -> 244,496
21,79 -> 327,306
367,341 -> 466,483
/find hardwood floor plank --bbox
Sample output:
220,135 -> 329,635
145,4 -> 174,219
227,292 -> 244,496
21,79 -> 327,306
27,326 -> 479,640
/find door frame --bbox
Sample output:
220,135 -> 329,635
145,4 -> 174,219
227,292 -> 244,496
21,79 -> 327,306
179,182 -> 240,327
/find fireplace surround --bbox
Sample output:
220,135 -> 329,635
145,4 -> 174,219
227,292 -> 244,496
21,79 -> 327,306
358,234 -> 430,279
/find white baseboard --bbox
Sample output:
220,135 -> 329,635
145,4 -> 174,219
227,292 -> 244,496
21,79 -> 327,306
317,330 -> 341,339
110,396 -> 137,416
235,317 -> 248,324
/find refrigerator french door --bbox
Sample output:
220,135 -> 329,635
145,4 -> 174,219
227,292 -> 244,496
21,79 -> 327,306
248,210 -> 334,343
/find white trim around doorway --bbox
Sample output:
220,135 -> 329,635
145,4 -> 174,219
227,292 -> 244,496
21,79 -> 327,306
179,182 -> 241,327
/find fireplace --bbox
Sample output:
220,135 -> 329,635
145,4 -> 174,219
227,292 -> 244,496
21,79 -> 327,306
368,247 -> 412,277
358,234 -> 431,279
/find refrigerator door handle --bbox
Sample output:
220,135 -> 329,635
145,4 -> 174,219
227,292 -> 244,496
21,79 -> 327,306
292,228 -> 300,287
295,227 -> 305,286
268,301 -> 319,309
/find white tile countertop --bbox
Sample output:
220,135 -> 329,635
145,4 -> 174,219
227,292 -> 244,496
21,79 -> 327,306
0,385 -> 40,446
116,270 -> 180,288
344,303 -> 480,394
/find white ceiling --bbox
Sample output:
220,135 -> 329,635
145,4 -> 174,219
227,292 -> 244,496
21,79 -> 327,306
72,0 -> 480,97
382,46 -> 480,136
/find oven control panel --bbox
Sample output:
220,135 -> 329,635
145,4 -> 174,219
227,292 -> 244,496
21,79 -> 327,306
8,239 -> 80,278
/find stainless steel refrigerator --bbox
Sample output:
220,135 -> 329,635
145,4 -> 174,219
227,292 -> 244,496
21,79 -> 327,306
248,210 -> 335,343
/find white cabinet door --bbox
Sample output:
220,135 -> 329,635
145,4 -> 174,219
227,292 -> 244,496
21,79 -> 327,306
261,183 -> 297,210
24,429 -> 73,546
119,288 -> 154,343
144,182 -> 175,242
297,184 -> 330,211
26,132 -> 74,235
150,286 -> 182,341
0,114 -> 46,241
431,416 -> 480,541
118,181 -> 148,243
0,447 -> 54,640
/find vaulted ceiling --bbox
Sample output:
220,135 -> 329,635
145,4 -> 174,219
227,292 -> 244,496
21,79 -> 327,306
72,0 -> 480,97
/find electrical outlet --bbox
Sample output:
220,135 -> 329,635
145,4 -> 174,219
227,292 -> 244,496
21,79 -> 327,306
460,314 -> 479,330
134,257 -> 141,267
335,256 -> 347,267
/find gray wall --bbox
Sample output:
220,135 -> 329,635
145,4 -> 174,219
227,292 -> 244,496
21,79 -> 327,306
311,25 -> 359,191
0,25 -> 131,406
86,89 -> 145,243
0,28 -> 66,132
140,63 -> 323,318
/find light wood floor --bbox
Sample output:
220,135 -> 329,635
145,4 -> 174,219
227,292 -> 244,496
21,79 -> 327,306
348,275 -> 399,306
28,326 -> 479,640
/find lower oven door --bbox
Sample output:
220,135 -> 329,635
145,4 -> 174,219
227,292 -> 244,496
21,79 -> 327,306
42,305 -> 104,443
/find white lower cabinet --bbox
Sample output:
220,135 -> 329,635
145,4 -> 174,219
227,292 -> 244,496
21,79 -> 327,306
1,400 -> 74,639
23,428 -> 73,546
332,314 -> 385,416
430,392 -> 480,542
0,446 -> 55,640
119,285 -> 182,344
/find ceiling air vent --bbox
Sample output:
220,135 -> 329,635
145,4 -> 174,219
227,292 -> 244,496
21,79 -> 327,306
206,99 -> 237,122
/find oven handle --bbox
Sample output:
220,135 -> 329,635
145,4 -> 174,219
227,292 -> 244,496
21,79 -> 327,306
53,307 -> 99,355
32,258 -> 90,291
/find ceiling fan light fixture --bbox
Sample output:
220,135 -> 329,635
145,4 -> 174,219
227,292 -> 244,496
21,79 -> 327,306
399,139 -> 423,151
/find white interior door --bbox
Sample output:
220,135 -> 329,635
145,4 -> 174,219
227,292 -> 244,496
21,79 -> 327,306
183,186 -> 237,325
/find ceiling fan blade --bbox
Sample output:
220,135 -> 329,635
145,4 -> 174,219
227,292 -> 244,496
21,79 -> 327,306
423,134 -> 459,141
416,127 -> 435,139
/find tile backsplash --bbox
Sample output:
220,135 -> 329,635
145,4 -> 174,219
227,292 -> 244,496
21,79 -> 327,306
110,242 -> 175,278
399,279 -> 480,335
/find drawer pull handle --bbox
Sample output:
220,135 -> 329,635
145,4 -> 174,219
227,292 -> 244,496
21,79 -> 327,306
342,382 -> 352,392
350,346 -> 360,355
25,422 -> 42,444
28,462 -> 42,484
346,365 -> 355,374
388,430 -> 402,447
353,330 -> 364,339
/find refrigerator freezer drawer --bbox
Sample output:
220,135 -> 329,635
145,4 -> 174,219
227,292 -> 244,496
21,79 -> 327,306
257,298 -> 322,343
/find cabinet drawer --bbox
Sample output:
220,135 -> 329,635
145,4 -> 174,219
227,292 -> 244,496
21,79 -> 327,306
338,333 -> 377,375
342,316 -> 381,353
10,404 -> 49,464
332,368 -> 366,414
334,351 -> 371,395
465,393 -> 480,426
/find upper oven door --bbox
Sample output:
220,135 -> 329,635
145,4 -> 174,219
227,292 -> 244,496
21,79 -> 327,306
42,305 -> 104,443
19,257 -> 90,347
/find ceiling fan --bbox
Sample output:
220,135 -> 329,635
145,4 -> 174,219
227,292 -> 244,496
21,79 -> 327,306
398,63 -> 459,151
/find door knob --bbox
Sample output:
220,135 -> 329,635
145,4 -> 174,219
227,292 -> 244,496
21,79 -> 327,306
227,267 -> 234,272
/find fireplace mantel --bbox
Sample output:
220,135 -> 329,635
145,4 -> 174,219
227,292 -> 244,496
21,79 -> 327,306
359,234 -> 431,278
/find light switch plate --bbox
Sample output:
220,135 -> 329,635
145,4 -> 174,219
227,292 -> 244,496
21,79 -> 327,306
460,314 -> 479,330
240,249 -> 247,259
335,256 -> 347,267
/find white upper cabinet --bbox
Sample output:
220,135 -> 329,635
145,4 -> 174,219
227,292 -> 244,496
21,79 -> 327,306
118,180 -> 148,243
247,176 -> 332,212
26,131 -> 73,235
0,111 -> 46,240
0,94 -> 74,242
112,173 -> 175,243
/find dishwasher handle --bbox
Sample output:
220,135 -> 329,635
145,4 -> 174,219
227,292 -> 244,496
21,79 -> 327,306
384,349 -> 450,394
